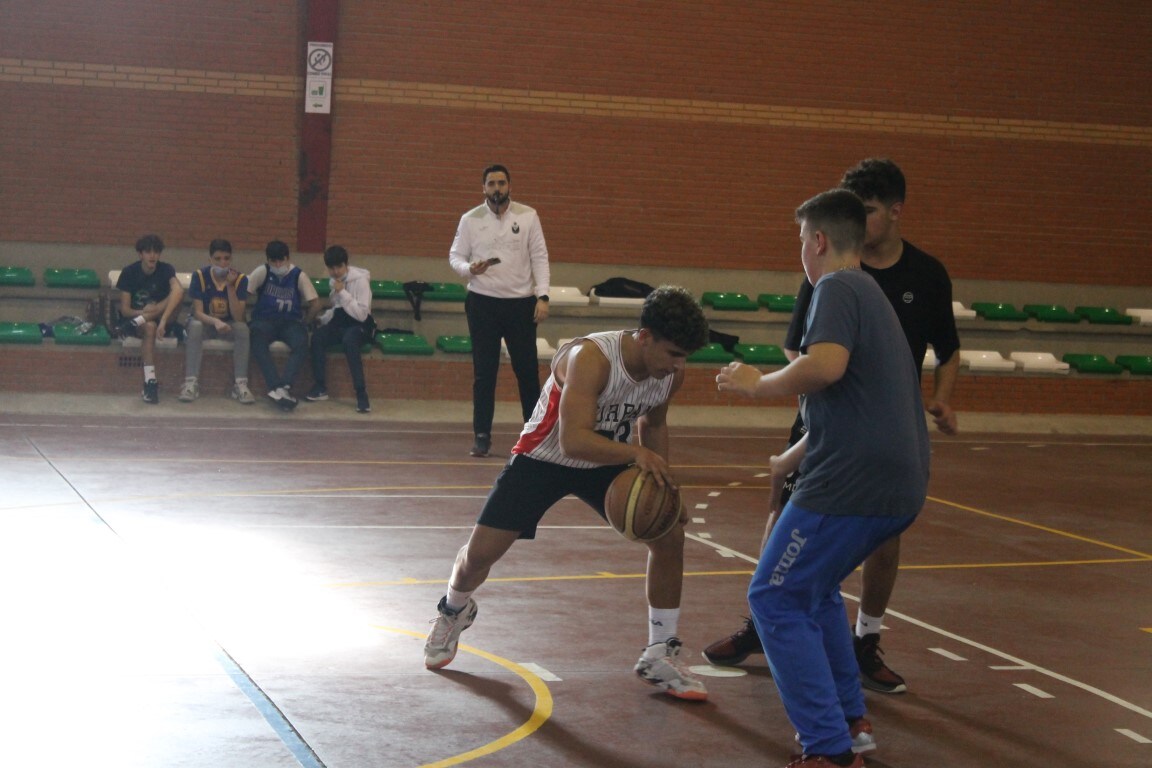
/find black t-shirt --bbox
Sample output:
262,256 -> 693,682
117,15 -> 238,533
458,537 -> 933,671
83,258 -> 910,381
116,261 -> 177,310
785,240 -> 959,377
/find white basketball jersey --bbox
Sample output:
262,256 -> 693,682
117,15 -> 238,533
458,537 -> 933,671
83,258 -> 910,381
512,330 -> 674,468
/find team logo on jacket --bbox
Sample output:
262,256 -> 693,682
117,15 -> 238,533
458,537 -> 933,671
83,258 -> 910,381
902,291 -> 914,304
512,223 -> 520,234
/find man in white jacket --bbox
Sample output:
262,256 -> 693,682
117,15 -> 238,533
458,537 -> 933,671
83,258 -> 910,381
305,245 -> 376,413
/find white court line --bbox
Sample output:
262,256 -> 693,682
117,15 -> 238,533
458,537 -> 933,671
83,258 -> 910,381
691,517 -> 706,523
695,504 -> 709,510
1015,683 -> 1055,699
929,647 -> 967,661
708,492 -> 721,497
517,663 -> 562,682
683,532 -> 1152,722
1115,729 -> 1151,744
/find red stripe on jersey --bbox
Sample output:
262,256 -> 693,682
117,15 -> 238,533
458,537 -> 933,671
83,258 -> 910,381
513,383 -> 562,455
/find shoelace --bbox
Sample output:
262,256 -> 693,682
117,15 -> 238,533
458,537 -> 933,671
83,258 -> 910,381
427,612 -> 459,645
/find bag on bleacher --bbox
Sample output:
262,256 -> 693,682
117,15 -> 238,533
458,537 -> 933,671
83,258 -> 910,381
589,277 -> 655,299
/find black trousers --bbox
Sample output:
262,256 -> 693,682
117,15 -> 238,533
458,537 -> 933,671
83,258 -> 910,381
465,292 -> 540,435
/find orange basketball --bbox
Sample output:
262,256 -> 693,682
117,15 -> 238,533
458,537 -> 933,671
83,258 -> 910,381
604,466 -> 683,542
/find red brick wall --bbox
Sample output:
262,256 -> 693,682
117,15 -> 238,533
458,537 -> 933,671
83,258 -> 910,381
2,2 -> 1150,285
1,345 -> 1147,417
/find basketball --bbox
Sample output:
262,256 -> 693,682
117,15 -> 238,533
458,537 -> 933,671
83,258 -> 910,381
604,466 -> 683,542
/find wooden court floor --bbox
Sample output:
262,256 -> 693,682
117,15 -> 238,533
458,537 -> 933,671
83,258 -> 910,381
1,408 -> 1150,767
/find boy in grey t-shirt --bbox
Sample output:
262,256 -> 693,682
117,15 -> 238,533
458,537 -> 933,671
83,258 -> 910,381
716,189 -> 928,767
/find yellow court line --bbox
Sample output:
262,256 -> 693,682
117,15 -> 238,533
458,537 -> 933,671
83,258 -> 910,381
375,626 -> 553,768
333,555 -> 1152,589
927,495 -> 1152,559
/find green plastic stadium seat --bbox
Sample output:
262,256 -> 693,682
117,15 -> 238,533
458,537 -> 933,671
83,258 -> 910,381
758,293 -> 797,313
370,279 -> 406,299
377,333 -> 434,355
43,267 -> 101,288
0,266 -> 35,286
52,323 -> 112,346
311,278 -> 330,298
1074,306 -> 1133,325
709,293 -> 759,311
0,322 -> 44,344
423,283 -> 467,302
436,335 -> 473,353
733,343 -> 789,366
970,302 -> 1029,321
1116,355 -> 1152,375
687,343 -> 734,364
1061,353 -> 1123,374
1023,304 -> 1080,323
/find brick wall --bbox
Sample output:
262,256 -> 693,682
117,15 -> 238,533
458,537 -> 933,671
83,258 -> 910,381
2,1 -> 1150,287
1,345 -> 1147,417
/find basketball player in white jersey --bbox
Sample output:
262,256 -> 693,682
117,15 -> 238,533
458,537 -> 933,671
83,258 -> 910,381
423,286 -> 711,700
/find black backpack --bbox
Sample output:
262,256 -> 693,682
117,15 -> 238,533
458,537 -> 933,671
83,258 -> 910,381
589,276 -> 656,299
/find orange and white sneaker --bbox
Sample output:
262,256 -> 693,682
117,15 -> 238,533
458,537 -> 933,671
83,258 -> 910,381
634,637 -> 708,701
423,596 -> 478,670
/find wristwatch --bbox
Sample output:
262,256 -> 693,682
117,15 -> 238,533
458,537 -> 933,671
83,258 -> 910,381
538,295 -> 550,302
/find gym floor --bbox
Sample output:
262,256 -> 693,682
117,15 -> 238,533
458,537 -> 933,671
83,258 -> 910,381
2,394 -> 1150,767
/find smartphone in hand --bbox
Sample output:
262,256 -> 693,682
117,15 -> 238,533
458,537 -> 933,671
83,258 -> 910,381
485,257 -> 502,266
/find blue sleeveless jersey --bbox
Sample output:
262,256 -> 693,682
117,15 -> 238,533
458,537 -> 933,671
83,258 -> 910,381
253,266 -> 304,320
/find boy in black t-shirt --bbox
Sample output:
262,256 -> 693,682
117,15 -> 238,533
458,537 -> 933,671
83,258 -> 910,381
115,234 -> 185,403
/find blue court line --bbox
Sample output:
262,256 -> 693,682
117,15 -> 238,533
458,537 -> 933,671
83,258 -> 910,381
26,438 -> 327,768
212,647 -> 327,768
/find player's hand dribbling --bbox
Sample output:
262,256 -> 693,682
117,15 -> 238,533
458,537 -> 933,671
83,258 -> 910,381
634,446 -> 675,490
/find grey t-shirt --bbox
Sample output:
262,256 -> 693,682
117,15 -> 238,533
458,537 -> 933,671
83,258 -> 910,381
792,269 -> 930,518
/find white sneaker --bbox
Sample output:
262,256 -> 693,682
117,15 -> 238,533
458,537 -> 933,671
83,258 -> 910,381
231,380 -> 255,404
796,717 -> 877,755
634,637 -> 708,701
424,596 -> 478,670
178,378 -> 199,402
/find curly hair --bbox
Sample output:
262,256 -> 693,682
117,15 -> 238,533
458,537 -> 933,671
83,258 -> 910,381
639,285 -> 709,352
840,158 -> 906,206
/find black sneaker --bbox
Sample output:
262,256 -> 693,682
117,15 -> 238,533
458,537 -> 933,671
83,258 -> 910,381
305,385 -> 329,402
276,386 -> 298,412
355,389 -> 371,413
470,433 -> 491,457
855,633 -> 906,694
113,318 -> 137,339
141,379 -> 159,404
702,616 -> 764,666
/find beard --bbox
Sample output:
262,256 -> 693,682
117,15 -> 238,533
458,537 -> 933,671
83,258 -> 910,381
487,191 -> 509,208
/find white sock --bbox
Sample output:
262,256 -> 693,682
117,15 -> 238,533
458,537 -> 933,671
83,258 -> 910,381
856,611 -> 884,638
185,376 -> 197,384
143,366 -> 157,382
445,585 -> 474,612
647,607 -> 680,648
132,315 -> 146,327
235,377 -> 247,385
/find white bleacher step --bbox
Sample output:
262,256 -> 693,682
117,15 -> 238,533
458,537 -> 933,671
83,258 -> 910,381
1124,307 -> 1152,325
960,350 -> 1018,371
548,286 -> 590,306
1009,352 -> 1070,374
589,288 -> 644,307
952,301 -> 977,320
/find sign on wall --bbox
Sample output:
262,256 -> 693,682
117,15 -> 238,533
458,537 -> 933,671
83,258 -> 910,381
306,42 -> 333,114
